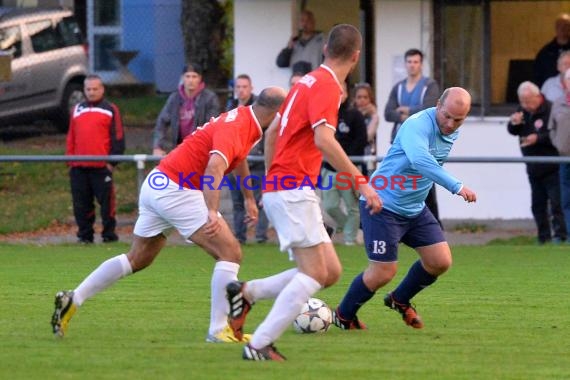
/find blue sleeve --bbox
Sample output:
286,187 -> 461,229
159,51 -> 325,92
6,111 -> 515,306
398,115 -> 463,194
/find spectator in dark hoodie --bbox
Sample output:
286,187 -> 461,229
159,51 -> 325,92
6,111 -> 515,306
153,63 -> 220,156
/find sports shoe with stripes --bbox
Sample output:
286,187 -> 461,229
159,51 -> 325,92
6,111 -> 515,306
383,293 -> 424,329
332,307 -> 367,330
243,343 -> 286,361
51,290 -> 77,337
226,281 -> 252,341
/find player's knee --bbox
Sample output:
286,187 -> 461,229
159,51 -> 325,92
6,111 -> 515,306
323,264 -> 342,288
215,239 -> 242,263
427,255 -> 452,275
364,263 -> 397,291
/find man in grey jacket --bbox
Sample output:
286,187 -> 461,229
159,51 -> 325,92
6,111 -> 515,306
548,67 -> 570,236
153,63 -> 220,156
384,48 -> 441,226
275,10 -> 324,73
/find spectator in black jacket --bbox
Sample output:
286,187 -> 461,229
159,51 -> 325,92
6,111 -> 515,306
534,13 -> 570,88
507,81 -> 566,244
321,81 -> 367,245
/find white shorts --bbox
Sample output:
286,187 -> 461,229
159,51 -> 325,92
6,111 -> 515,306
133,169 -> 208,241
263,188 -> 331,253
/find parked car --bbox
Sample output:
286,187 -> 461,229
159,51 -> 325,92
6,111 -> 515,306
0,7 -> 88,131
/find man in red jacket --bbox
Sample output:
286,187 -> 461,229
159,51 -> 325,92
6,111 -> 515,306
66,74 -> 125,244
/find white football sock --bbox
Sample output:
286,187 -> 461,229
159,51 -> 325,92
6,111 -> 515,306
209,260 -> 240,335
250,272 -> 321,349
73,254 -> 132,306
246,268 -> 298,302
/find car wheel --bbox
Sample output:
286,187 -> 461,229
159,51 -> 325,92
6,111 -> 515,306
53,82 -> 85,132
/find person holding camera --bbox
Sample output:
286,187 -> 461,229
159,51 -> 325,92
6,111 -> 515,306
276,10 -> 325,73
507,81 -> 566,244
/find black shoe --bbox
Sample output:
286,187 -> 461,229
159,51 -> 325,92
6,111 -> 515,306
77,238 -> 93,244
226,281 -> 252,341
332,307 -> 367,330
102,235 -> 119,243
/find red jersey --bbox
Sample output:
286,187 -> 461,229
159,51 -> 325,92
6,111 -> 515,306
66,100 -> 125,167
265,65 -> 342,192
158,105 -> 262,189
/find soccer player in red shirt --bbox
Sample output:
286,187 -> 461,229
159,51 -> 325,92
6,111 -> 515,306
227,24 -> 383,361
51,87 -> 287,343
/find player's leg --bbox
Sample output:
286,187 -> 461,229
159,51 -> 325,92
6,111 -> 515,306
70,167 -> 95,243
242,189 -> 330,359
51,234 -> 166,337
333,202 -> 400,330
386,207 -> 448,329
190,217 -> 246,342
246,244 -> 325,353
52,169 -> 172,337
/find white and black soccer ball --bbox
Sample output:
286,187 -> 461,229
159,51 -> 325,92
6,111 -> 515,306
293,298 -> 332,334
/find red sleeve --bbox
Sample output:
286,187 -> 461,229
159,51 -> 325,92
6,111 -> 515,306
210,120 -> 242,170
308,82 -> 341,129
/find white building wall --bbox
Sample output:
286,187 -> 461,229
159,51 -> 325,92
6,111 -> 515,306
234,0 -> 292,91
233,0 -> 533,220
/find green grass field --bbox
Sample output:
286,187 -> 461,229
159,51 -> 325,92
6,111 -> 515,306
1,243 -> 568,380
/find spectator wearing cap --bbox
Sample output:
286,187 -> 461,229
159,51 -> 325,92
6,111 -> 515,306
152,63 -> 221,156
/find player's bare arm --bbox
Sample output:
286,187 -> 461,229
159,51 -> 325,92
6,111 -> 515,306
233,159 -> 259,225
457,186 -> 477,203
263,115 -> 280,171
202,153 -> 228,236
314,124 -> 383,214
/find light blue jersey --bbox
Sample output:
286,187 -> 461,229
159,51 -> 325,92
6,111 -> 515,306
366,107 -> 462,217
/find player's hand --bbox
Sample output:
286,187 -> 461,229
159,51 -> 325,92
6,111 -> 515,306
359,184 -> 383,214
243,197 -> 259,227
203,209 -> 222,237
457,186 -> 477,203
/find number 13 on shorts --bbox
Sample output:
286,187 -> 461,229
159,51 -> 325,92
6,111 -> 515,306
372,240 -> 386,254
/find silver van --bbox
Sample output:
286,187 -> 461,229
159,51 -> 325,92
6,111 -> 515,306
0,7 -> 88,131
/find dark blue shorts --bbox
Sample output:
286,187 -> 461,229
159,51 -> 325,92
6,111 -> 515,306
360,201 -> 445,262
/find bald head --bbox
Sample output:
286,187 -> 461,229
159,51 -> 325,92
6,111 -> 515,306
436,87 -> 471,135
255,86 -> 287,110
252,86 -> 287,128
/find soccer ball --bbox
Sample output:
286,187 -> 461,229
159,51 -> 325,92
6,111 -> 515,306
293,298 -> 332,333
